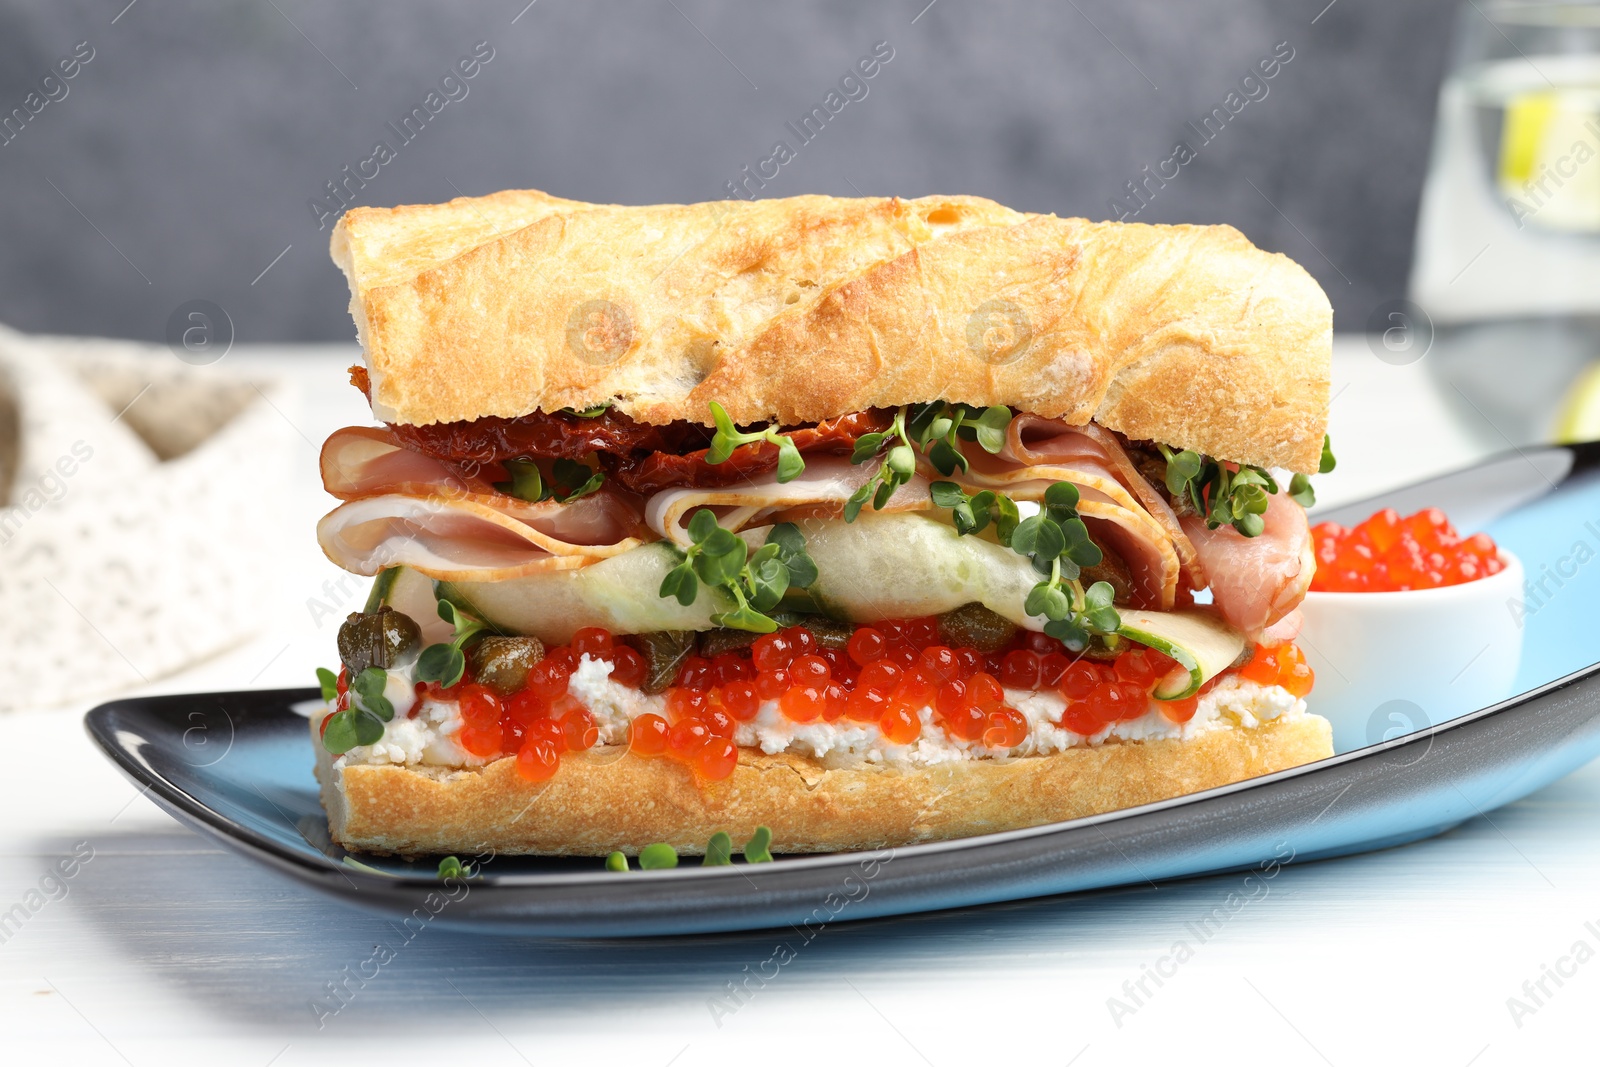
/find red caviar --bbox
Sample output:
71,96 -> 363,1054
1311,507 -> 1504,592
440,620 -> 1315,787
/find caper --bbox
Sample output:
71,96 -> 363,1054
1079,542 -> 1135,606
698,628 -> 758,658
636,630 -> 696,694
337,607 -> 422,673
937,603 -> 1017,653
794,615 -> 853,651
468,636 -> 546,695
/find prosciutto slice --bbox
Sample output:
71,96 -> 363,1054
317,493 -> 643,581
1181,492 -> 1314,636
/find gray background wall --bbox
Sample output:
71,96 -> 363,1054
0,0 -> 1456,344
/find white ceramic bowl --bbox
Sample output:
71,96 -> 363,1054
1295,551 -> 1524,754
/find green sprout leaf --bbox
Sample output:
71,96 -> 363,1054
1165,450 -> 1203,495
687,508 -> 719,543
639,843 -> 679,870
321,707 -> 385,755
550,458 -> 605,502
657,515 -> 815,633
561,403 -> 613,418
605,851 -> 629,872
351,666 -> 395,721
775,438 -> 805,481
321,711 -> 359,754
1159,440 -> 1324,538
850,432 -> 886,464
498,459 -> 546,502
705,401 -> 807,483
415,643 -> 466,688
743,826 -> 774,864
711,605 -> 780,632
659,562 -> 699,606
1319,434 -> 1337,474
929,481 -> 966,509
1043,480 -> 1081,510
973,405 -> 1012,453
437,855 -> 474,879
413,597 -> 488,688
703,831 -> 733,866
316,667 -> 339,703
843,483 -> 871,523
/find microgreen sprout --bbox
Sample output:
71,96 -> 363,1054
927,480 -> 1119,647
703,831 -> 733,866
657,515 -> 817,633
743,826 -> 774,863
316,666 -> 339,703
845,408 -> 918,520
414,598 -> 492,689
908,401 -> 1012,474
638,843 -> 679,870
928,482 -> 1021,540
706,401 -> 805,482
846,403 -> 1013,520
1159,434 -> 1336,537
496,457 -> 605,503
561,403 -> 612,418
603,828 -> 775,871
1009,481 -> 1122,648
437,855 -> 475,879
321,665 -> 396,754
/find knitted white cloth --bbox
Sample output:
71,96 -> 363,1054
0,325 -> 293,710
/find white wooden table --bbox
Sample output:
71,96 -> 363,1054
4,339 -> 1591,1066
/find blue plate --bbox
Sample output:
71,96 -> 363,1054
84,444 -> 1600,937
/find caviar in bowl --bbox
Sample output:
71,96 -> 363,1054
1296,508 -> 1524,754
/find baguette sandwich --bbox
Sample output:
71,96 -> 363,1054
312,189 -> 1336,857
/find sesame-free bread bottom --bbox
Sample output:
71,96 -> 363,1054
315,714 -> 1332,857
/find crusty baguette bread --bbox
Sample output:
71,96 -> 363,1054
315,714 -> 1332,857
332,191 -> 1332,473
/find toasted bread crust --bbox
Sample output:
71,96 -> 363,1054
332,191 -> 1331,472
316,714 -> 1333,857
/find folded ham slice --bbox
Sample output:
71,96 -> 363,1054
998,416 -> 1204,587
1181,492 -> 1314,636
318,426 -> 647,580
317,493 -> 644,581
321,425 -> 494,500
950,416 -> 1197,610
646,456 -> 931,546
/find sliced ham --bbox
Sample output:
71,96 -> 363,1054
951,418 -> 1190,610
1002,416 -> 1204,589
958,471 -> 1179,610
317,493 -> 643,581
645,456 -> 930,546
1181,492 -> 1314,637
318,426 -> 648,579
321,425 -> 495,500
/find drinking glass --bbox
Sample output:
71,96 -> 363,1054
1410,1 -> 1600,444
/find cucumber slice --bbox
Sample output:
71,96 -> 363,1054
438,543 -> 729,644
361,568 -> 399,613
1116,608 -> 1246,700
367,566 -> 452,646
